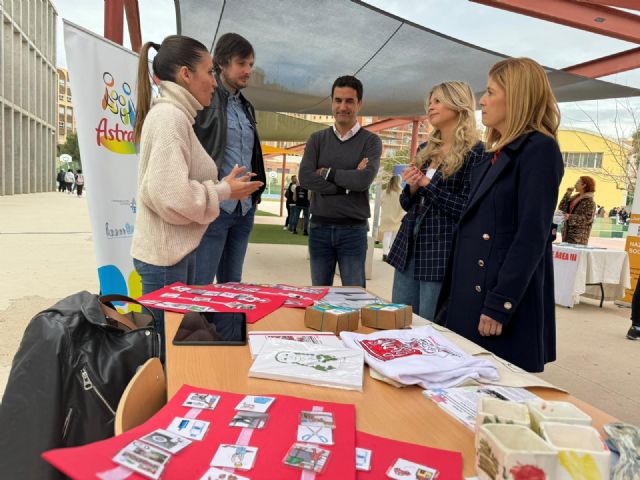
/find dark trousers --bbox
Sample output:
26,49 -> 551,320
285,203 -> 294,227
631,280 -> 640,326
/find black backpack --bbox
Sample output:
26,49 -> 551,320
0,292 -> 159,479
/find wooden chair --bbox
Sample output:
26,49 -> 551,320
114,357 -> 166,435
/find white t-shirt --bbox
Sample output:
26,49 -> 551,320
340,326 -> 499,389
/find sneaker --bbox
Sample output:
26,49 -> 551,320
626,325 -> 640,340
303,231 -> 308,236
292,230 -> 297,234
382,254 -> 388,262
283,226 -> 288,230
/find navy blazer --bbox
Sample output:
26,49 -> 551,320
386,142 -> 485,281
436,131 -> 564,372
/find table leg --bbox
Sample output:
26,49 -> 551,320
585,282 -> 605,308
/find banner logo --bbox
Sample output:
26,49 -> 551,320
96,71 -> 136,154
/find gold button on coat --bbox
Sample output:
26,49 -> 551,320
482,233 -> 490,240
475,285 -> 482,292
478,260 -> 485,267
504,302 -> 513,310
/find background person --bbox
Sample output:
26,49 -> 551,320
131,35 -> 261,355
75,169 -> 85,197
436,57 -> 564,373
289,183 -> 310,235
386,81 -> 483,320
628,279 -> 640,340
558,176 -> 596,245
284,175 -> 298,230
64,169 -> 75,193
378,175 -> 403,261
299,75 -> 382,287
193,33 -> 266,285
57,169 -> 66,192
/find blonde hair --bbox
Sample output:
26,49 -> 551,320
416,81 -> 479,178
485,57 -> 560,152
385,175 -> 402,193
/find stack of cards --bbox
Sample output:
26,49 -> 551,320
200,467 -> 250,480
386,458 -> 439,479
296,411 -> 335,446
229,395 -> 276,430
210,444 -> 258,471
112,440 -> 171,479
167,417 -> 210,441
283,443 -> 331,473
356,447 -> 372,471
183,393 -> 221,410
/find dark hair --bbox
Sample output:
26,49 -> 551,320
213,33 -> 254,74
580,175 -> 596,193
134,35 -> 209,142
331,75 -> 363,101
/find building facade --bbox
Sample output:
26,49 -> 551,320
1,0 -> 58,195
557,129 -> 631,211
56,67 -> 75,145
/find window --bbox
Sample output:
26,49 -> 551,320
59,121 -> 64,128
58,78 -> 65,87
562,152 -> 603,169
59,107 -> 65,114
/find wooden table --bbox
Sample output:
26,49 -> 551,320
165,309 -> 617,477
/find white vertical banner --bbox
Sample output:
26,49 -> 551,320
64,21 -> 141,300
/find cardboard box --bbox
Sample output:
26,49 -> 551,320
361,303 -> 412,330
304,304 -> 359,334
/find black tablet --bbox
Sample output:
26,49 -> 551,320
172,311 -> 247,346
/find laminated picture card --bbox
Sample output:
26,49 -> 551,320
361,303 -> 412,330
248,338 -> 364,391
304,304 -> 359,334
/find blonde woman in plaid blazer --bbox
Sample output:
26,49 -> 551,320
386,81 -> 485,321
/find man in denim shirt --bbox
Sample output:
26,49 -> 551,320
194,33 -> 266,284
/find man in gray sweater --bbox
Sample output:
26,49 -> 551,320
299,76 -> 382,287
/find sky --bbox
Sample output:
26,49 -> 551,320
51,0 -> 640,138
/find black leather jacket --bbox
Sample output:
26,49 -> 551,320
0,292 -> 158,479
194,73 -> 266,205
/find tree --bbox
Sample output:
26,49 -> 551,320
379,148 -> 410,185
572,101 -> 638,204
58,132 -> 82,169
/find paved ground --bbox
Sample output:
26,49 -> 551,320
1,192 -> 638,425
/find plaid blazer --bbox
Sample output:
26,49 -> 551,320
386,142 -> 486,281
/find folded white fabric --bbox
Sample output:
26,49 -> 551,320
340,326 -> 499,389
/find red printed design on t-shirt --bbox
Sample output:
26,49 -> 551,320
358,337 -> 463,362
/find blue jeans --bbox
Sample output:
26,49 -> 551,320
309,223 -> 368,287
133,250 -> 198,360
194,204 -> 256,284
289,206 -> 310,233
392,254 -> 442,321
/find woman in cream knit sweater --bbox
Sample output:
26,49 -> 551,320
131,35 -> 262,350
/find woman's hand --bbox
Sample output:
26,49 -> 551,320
478,314 -> 503,336
402,164 -> 430,194
223,166 -> 263,200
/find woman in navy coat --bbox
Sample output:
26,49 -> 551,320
436,57 -> 564,372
